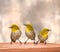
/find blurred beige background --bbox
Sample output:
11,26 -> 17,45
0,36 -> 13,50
0,0 -> 60,43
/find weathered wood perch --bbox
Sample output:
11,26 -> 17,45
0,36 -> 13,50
0,43 -> 60,52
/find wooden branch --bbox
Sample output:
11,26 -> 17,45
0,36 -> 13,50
0,43 -> 60,52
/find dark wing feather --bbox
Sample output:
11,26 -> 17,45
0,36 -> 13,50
25,31 -> 35,40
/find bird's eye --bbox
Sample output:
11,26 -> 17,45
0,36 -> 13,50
47,30 -> 50,31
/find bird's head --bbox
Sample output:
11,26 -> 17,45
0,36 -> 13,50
41,28 -> 51,35
9,24 -> 19,32
42,28 -> 51,32
24,24 -> 33,32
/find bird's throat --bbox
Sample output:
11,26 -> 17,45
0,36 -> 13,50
26,28 -> 31,32
12,28 -> 18,32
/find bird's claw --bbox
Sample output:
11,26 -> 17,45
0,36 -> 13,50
33,41 -> 38,44
35,41 -> 38,44
24,42 -> 27,44
44,42 -> 46,45
20,42 -> 22,44
10,42 -> 12,44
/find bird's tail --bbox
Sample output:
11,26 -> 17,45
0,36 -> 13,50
40,41 -> 44,43
12,40 -> 16,42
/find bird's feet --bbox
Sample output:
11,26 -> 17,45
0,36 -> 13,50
44,42 -> 46,45
24,42 -> 27,44
18,40 -> 22,44
34,41 -> 38,44
33,40 -> 38,44
10,42 -> 12,44
19,42 -> 22,44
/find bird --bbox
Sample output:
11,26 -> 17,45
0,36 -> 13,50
36,28 -> 51,44
9,24 -> 22,44
24,24 -> 36,44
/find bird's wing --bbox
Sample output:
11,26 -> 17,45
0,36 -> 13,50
38,34 -> 48,41
38,34 -> 42,40
10,32 -> 16,42
25,31 -> 35,40
10,30 -> 21,42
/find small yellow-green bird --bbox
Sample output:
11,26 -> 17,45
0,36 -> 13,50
37,28 -> 51,44
24,24 -> 35,44
9,24 -> 22,44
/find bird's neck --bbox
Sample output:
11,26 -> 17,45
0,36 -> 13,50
26,28 -> 30,32
26,28 -> 33,32
12,28 -> 18,32
41,31 -> 48,35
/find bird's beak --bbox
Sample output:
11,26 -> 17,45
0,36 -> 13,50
24,24 -> 26,26
48,29 -> 51,31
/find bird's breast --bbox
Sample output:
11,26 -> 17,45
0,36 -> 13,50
26,28 -> 31,32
